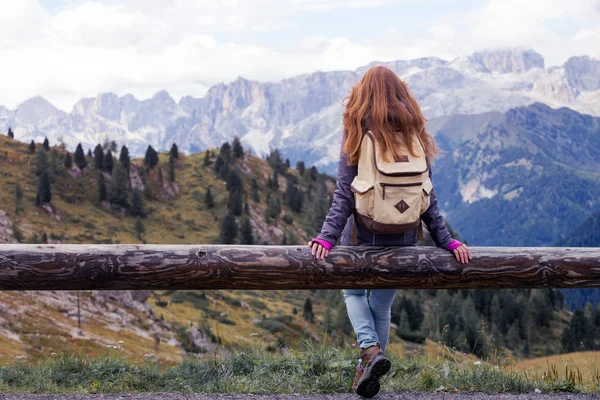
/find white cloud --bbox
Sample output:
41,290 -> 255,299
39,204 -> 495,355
0,0 -> 598,110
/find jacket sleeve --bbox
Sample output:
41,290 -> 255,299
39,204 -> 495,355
420,167 -> 453,248
317,150 -> 358,246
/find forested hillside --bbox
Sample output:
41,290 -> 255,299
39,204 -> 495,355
557,213 -> 600,310
0,132 -> 596,362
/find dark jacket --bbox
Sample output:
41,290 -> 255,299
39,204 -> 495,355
317,148 -> 453,248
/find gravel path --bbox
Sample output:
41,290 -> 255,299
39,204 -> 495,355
0,394 -> 598,400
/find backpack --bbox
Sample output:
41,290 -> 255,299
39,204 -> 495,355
350,131 -> 433,235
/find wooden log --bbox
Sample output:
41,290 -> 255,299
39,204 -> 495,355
0,244 -> 599,290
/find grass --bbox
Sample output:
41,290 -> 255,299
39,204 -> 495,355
2,342 -> 596,394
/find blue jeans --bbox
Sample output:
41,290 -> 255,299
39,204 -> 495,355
343,288 -> 397,352
342,219 -> 416,352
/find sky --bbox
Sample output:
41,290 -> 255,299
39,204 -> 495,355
1,0 -> 599,111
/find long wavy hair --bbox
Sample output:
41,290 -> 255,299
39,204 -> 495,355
342,66 -> 439,165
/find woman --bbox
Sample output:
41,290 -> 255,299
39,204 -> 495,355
308,66 -> 471,398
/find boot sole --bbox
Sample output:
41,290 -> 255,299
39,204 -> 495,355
355,354 -> 391,398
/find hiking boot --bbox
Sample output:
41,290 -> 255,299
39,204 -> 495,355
353,343 -> 391,398
351,360 -> 364,393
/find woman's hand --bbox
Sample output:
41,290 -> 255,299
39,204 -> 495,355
307,240 -> 329,260
453,243 -> 472,264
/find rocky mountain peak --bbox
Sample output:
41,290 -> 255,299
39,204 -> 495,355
95,92 -> 122,121
454,48 -> 545,74
150,90 -> 176,105
15,96 -> 64,123
564,56 -> 600,92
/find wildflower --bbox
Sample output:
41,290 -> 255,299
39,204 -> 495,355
474,361 -> 482,366
250,333 -> 258,337
50,353 -> 57,356
462,353 -> 468,357
351,343 -> 356,348
534,388 -> 542,394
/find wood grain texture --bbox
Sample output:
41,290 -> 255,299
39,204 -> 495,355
0,245 -> 599,290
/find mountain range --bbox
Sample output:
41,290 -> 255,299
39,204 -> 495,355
433,103 -> 600,246
2,47 -> 600,247
1,48 -> 599,174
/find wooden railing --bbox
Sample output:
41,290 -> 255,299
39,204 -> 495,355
1,245 -> 599,290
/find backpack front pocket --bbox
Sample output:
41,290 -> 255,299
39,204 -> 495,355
351,178 -> 375,218
379,181 -> 423,223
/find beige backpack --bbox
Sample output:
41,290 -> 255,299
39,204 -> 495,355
350,131 -> 433,234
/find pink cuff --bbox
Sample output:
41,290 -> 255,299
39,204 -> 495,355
445,239 -> 462,252
311,238 -> 334,251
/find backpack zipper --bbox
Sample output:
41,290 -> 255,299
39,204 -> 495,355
380,182 -> 422,200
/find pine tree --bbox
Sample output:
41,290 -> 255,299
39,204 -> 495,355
108,164 -> 129,207
169,143 -> 179,159
87,149 -> 92,158
134,216 -> 145,241
29,140 -> 35,154
271,171 -> 279,191
219,213 -> 237,244
119,145 -> 130,171
168,154 -> 176,182
312,179 -> 328,230
204,187 -> 215,208
265,196 -> 281,223
35,148 -> 49,176
239,217 -> 254,245
103,151 -> 114,174
64,151 -> 73,169
74,144 -> 87,170
232,136 -> 244,158
29,233 -> 40,244
219,142 -> 232,164
303,298 -> 314,322
268,149 -> 283,172
227,189 -> 243,216
219,162 -> 230,181
285,183 -> 304,212
97,172 -> 107,203
130,189 -> 145,217
296,161 -> 305,176
226,168 -> 243,193
14,183 -> 22,215
203,150 -> 210,166
214,155 -> 225,174
144,146 -> 159,169
7,127 -> 13,139
251,178 -> 260,202
93,144 -> 104,169
42,138 -> 49,151
284,158 -> 290,169
49,148 -> 61,177
36,170 -> 52,205
41,232 -> 48,243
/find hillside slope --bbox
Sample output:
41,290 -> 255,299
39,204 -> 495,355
0,134 -> 587,363
434,103 -> 600,246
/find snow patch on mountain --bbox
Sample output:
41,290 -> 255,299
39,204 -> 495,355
460,177 -> 498,204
